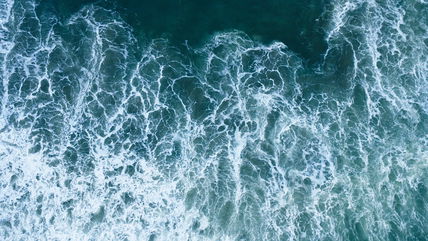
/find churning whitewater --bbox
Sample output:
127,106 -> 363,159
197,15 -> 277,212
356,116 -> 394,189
0,0 -> 427,240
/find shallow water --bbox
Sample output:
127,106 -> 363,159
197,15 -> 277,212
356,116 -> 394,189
0,0 -> 427,240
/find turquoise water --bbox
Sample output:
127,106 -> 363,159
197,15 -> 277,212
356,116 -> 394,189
0,0 -> 427,240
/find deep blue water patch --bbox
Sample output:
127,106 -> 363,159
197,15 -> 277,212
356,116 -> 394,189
37,0 -> 329,62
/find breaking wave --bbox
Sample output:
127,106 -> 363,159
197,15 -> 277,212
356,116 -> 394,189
0,0 -> 427,240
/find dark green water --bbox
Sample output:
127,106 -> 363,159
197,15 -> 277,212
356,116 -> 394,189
38,0 -> 328,61
0,0 -> 427,240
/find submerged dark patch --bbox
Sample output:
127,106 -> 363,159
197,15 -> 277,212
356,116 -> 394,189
37,0 -> 328,62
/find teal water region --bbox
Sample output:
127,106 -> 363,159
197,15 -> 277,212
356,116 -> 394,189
37,0 -> 328,62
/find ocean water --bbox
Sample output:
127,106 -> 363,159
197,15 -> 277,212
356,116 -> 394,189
0,0 -> 427,240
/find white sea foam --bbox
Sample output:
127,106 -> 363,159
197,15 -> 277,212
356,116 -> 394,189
0,0 -> 427,240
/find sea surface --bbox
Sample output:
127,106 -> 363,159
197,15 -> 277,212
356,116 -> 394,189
0,0 -> 427,240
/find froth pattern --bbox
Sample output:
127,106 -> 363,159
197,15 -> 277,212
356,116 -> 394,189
0,0 -> 427,240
